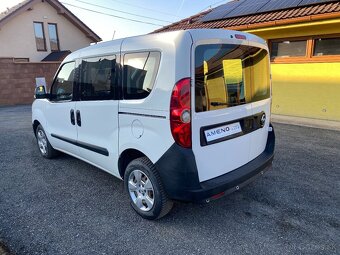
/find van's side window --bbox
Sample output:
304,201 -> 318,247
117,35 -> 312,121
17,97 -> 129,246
50,62 -> 75,101
123,51 -> 161,100
80,55 -> 117,101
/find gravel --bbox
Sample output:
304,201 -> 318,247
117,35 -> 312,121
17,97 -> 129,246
0,105 -> 339,255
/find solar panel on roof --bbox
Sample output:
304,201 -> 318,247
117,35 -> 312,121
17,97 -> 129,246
200,0 -> 338,23
257,0 -> 303,13
298,0 -> 335,6
200,0 -> 246,22
223,0 -> 271,18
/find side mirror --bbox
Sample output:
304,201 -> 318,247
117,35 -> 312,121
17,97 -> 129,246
34,86 -> 49,99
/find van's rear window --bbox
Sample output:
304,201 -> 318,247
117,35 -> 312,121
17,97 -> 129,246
195,44 -> 270,112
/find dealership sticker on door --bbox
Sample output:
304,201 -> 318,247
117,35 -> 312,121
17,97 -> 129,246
204,122 -> 242,143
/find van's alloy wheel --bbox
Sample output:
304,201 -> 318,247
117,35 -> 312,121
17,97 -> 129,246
35,124 -> 59,159
37,129 -> 48,155
124,157 -> 173,220
128,169 -> 154,212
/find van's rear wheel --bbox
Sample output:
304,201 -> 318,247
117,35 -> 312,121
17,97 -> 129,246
124,157 -> 173,220
36,124 -> 58,159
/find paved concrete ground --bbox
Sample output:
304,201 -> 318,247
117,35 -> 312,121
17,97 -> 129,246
0,105 -> 339,255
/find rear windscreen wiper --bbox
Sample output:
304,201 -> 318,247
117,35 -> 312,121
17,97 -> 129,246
210,102 -> 228,106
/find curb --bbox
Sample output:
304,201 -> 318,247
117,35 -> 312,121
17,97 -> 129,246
271,114 -> 340,131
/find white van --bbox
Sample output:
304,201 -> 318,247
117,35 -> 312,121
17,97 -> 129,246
32,29 -> 275,219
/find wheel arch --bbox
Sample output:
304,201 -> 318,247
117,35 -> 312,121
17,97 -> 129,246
33,120 -> 41,137
118,149 -> 148,179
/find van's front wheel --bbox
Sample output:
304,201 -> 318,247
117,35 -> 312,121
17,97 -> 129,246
124,157 -> 173,220
36,124 -> 58,159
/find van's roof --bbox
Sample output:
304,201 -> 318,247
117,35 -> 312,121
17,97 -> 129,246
63,29 -> 267,63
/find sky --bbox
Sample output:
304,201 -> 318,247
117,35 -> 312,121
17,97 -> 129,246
0,0 -> 231,41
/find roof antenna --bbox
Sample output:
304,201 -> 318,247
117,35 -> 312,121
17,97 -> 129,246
112,30 -> 116,40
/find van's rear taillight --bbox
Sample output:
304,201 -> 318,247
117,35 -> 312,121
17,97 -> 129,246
170,78 -> 191,148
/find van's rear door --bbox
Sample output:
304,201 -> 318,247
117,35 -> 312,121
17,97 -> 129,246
191,39 -> 271,182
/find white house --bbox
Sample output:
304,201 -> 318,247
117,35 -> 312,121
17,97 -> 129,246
0,0 -> 101,62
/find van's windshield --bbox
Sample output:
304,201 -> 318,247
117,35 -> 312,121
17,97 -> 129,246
195,44 -> 270,112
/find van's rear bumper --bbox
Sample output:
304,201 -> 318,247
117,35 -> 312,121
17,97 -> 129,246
155,124 -> 275,202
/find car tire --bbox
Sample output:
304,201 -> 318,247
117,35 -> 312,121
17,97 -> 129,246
35,124 -> 59,159
124,157 -> 173,220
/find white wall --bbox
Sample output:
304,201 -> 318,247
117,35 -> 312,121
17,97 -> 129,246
0,1 -> 95,62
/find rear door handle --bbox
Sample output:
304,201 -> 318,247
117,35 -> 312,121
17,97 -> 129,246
76,110 -> 81,127
70,109 -> 75,125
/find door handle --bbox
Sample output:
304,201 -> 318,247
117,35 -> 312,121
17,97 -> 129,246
76,110 -> 81,127
70,109 -> 75,125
